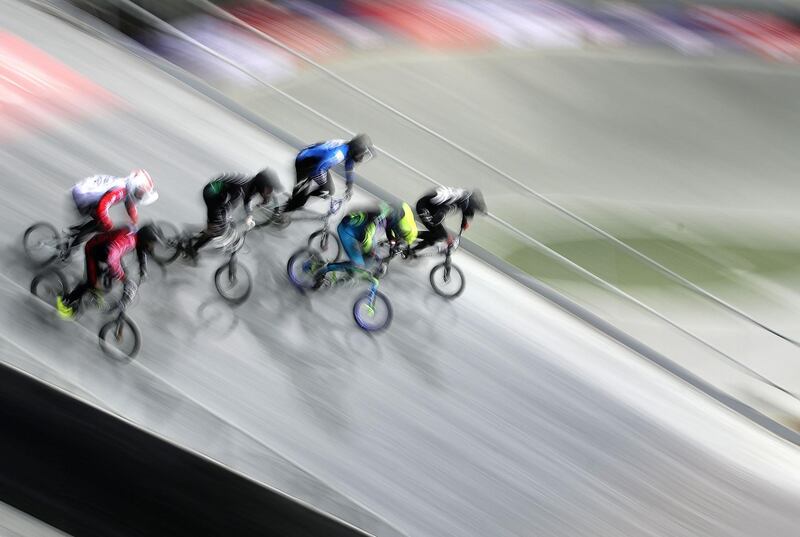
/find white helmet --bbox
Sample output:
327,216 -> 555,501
127,169 -> 158,206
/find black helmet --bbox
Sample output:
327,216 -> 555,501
137,223 -> 165,247
252,168 -> 281,194
349,133 -> 374,163
468,189 -> 487,214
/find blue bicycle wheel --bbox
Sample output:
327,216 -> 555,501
353,291 -> 392,332
287,248 -> 324,290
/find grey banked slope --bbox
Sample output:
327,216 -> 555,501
0,503 -> 68,537
0,501 -> 72,537
3,2 -> 800,537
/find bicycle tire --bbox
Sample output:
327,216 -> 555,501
30,269 -> 69,303
23,222 -> 61,267
287,247 -> 324,291
307,229 -> 341,262
99,314 -> 141,360
151,220 -> 182,265
353,291 -> 393,332
429,263 -> 465,299
214,261 -> 252,305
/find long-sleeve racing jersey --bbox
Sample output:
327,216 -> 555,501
295,140 -> 356,185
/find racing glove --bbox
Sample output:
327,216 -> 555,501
120,278 -> 138,310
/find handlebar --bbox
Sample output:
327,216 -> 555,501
328,197 -> 345,216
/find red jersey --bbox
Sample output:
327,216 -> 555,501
84,227 -> 140,284
94,187 -> 138,231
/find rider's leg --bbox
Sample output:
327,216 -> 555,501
282,178 -> 313,213
191,188 -> 227,253
309,171 -> 334,200
314,223 -> 362,285
59,240 -> 101,313
412,205 -> 447,252
61,280 -> 90,308
284,166 -> 333,212
71,218 -> 99,247
283,158 -> 317,213
69,189 -> 109,246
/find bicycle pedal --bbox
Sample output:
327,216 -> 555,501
312,277 -> 331,290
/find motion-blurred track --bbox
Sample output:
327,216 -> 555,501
3,2 -> 800,536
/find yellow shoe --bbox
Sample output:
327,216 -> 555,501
55,296 -> 75,320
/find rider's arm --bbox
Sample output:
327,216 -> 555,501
95,188 -> 127,231
125,196 -> 139,225
361,211 -> 383,254
216,174 -> 246,212
460,206 -> 475,230
136,242 -> 148,279
223,186 -> 243,214
242,184 -> 257,216
344,159 -> 355,187
343,164 -> 354,200
362,222 -> 376,254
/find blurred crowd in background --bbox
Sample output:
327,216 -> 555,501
74,0 -> 800,86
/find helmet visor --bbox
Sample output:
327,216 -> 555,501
355,146 -> 374,164
138,190 -> 159,206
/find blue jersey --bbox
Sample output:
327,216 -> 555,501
296,139 -> 356,185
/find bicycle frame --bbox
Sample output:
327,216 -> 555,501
58,224 -> 85,261
318,197 -> 343,237
177,219 -> 249,259
284,196 -> 344,225
440,230 -> 462,273
339,265 -> 381,305
316,259 -> 381,301
385,229 -> 462,261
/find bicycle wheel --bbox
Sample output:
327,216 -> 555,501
214,261 -> 252,305
429,263 -> 465,299
353,291 -> 393,332
99,314 -> 141,360
151,220 -> 182,265
287,248 -> 324,290
23,222 -> 62,266
308,229 -> 341,262
30,270 -> 69,303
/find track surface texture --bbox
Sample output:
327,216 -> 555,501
3,2 -> 800,537
0,500 -> 71,537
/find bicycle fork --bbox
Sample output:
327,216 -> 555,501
59,235 -> 76,262
227,253 -> 239,283
318,220 -> 331,251
114,316 -> 125,341
366,277 -> 380,314
441,251 -> 453,282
